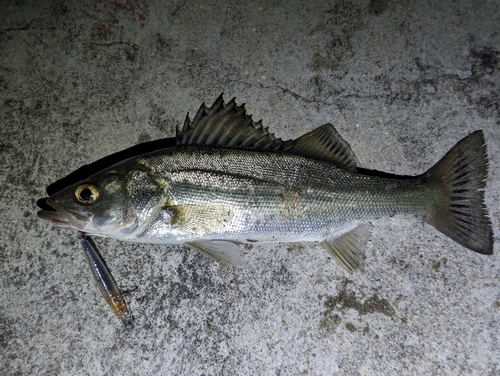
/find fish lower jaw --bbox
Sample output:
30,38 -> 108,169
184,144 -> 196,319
37,210 -> 82,229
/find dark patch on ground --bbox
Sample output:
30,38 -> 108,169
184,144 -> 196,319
492,300 -> 500,309
431,257 -> 447,272
345,321 -> 370,334
171,254 -> 215,303
345,321 -> 356,332
51,1 -> 69,17
325,289 -> 395,317
154,33 -> 174,60
270,264 -> 295,287
124,44 -> 138,62
368,0 -> 389,15
389,256 -> 410,269
319,312 -> 341,333
0,312 -> 14,350
136,132 -> 151,144
462,46 -> 499,117
471,47 -> 498,76
466,85 -> 500,118
319,279 -> 396,334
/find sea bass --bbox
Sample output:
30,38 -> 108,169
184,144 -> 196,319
38,95 -> 493,272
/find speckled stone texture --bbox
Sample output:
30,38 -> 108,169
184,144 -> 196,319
1,0 -> 499,374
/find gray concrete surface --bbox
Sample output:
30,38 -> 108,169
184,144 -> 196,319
1,0 -> 499,374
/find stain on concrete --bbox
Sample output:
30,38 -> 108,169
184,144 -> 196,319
136,132 -> 152,144
320,312 -> 342,334
319,279 -> 396,334
471,47 -> 498,76
345,321 -> 370,334
389,256 -> 409,269
431,257 -> 448,272
324,282 -> 396,317
345,321 -> 357,332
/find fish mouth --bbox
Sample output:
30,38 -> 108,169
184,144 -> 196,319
37,198 -> 88,230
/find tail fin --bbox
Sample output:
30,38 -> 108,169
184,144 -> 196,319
424,130 -> 493,254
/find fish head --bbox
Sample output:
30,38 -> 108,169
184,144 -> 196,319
37,165 -> 166,238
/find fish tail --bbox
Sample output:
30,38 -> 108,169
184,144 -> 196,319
423,130 -> 493,254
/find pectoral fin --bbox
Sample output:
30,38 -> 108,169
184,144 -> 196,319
321,224 -> 372,273
186,240 -> 248,268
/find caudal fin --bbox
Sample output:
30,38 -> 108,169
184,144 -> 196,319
424,130 -> 493,254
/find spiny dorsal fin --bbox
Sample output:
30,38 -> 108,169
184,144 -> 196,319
177,94 -> 285,150
177,95 -> 358,170
285,123 -> 358,171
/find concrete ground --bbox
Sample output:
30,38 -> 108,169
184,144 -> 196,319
1,0 -> 499,374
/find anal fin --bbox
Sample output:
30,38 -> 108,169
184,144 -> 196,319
186,240 -> 248,267
321,223 -> 372,273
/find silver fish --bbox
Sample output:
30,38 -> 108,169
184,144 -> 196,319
38,95 -> 493,273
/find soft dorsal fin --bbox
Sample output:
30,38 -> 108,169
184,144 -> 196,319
177,95 -> 358,170
177,94 -> 286,150
285,123 -> 358,171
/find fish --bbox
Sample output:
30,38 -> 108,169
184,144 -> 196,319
79,233 -> 134,330
38,94 -> 493,274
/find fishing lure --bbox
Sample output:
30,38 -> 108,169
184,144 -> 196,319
79,233 -> 134,330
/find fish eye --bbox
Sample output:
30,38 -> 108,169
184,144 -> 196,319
75,183 -> 99,205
